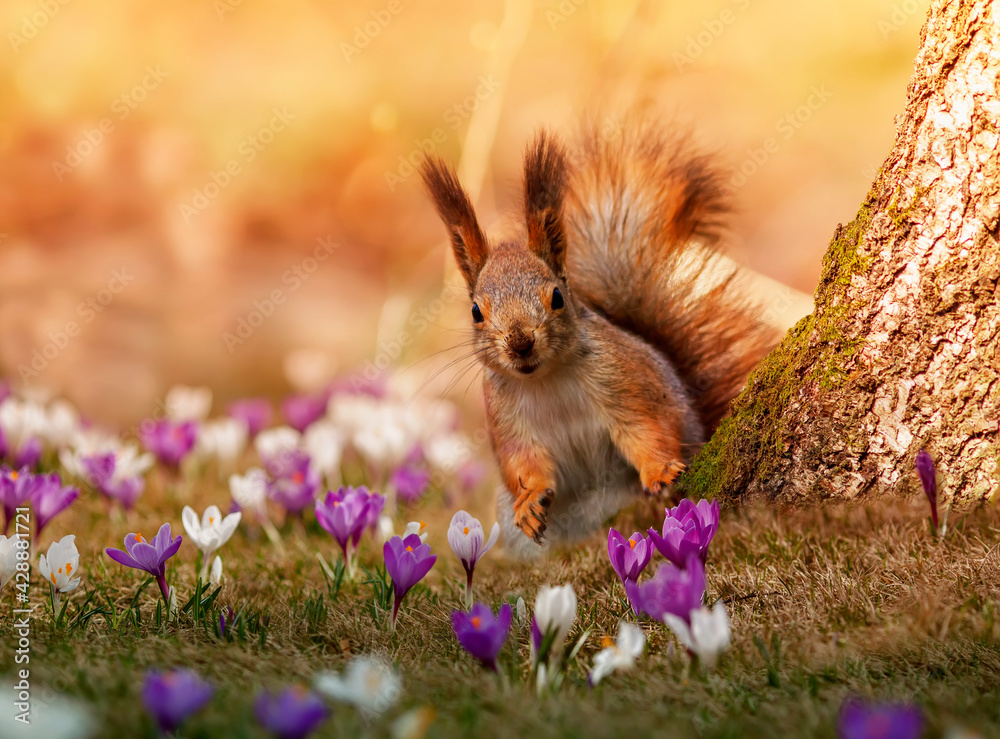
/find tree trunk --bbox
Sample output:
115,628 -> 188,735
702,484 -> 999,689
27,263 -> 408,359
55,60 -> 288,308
681,0 -> 1000,507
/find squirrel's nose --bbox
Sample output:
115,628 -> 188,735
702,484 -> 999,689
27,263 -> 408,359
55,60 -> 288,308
508,332 -> 535,357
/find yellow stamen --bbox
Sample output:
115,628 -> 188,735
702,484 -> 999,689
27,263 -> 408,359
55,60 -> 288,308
463,526 -> 470,535
66,563 -> 73,574
58,567 -> 63,574
209,517 -> 215,525
628,539 -> 637,550
50,573 -> 57,585
135,533 -> 144,543
419,521 -> 426,531
10,471 -> 18,480
333,501 -> 339,507
471,616 -> 482,629
601,636 -> 615,649
405,546 -> 413,552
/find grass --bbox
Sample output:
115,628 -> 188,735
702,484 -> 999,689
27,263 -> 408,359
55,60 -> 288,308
4,475 -> 1000,738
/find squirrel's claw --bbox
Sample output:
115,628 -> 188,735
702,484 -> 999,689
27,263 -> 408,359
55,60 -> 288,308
514,488 -> 553,544
641,461 -> 686,497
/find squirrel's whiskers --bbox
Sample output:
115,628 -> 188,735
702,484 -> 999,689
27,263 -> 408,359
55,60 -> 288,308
421,119 -> 777,557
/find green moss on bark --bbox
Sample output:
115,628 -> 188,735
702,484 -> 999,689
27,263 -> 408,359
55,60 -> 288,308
678,195 -> 882,503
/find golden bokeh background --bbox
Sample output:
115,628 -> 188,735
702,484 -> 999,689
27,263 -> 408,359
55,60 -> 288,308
0,0 -> 928,425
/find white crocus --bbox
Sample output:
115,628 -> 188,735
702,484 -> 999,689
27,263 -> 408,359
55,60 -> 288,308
229,468 -> 268,514
209,556 -> 223,586
663,601 -> 732,666
404,521 -> 428,542
42,399 -> 81,448
229,468 -> 284,553
182,505 -> 242,580
196,418 -> 248,473
424,433 -> 473,473
589,622 -> 645,685
327,393 -> 381,435
352,418 -> 410,470
254,426 -> 302,467
165,385 -> 213,421
533,583 -> 578,662
1,535 -> 20,591
115,443 -> 155,478
39,535 -> 81,615
0,684 -> 96,739
0,397 -> 46,452
303,420 -> 345,480
390,706 -> 435,739
314,656 -> 402,716
447,511 -> 499,606
377,515 -> 396,543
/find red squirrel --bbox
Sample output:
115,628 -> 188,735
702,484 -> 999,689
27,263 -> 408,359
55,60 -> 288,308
421,120 -> 777,556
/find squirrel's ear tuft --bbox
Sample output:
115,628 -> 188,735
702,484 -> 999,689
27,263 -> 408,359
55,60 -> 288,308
420,157 -> 489,292
523,132 -> 569,277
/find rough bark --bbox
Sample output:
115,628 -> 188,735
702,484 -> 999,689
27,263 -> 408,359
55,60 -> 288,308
681,0 -> 1000,506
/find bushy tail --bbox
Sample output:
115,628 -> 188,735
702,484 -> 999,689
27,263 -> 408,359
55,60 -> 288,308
564,118 -> 778,432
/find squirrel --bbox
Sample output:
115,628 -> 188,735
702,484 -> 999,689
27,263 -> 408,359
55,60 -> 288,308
421,119 -> 778,558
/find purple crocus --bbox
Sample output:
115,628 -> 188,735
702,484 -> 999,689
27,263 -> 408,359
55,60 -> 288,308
106,475 -> 146,509
327,374 -> 386,398
447,510 -> 499,607
82,452 -> 146,510
281,394 -> 326,433
838,699 -> 923,739
607,528 -> 653,585
456,460 -> 487,495
625,557 -> 706,623
452,602 -> 512,671
266,450 -> 321,515
390,463 -> 431,504
0,467 -> 38,534
647,498 -> 720,568
30,473 -> 79,537
140,419 -> 198,469
227,398 -> 272,437
915,450 -> 938,532
142,669 -> 214,734
255,686 -> 329,739
13,437 -> 42,469
384,533 -> 436,629
314,486 -> 385,579
105,522 -> 183,605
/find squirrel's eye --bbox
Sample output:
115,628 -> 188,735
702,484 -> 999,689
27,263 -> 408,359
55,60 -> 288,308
551,287 -> 564,310
471,303 -> 485,323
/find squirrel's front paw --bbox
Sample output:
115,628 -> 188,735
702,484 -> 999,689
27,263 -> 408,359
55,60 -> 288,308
641,460 -> 686,497
513,488 -> 553,544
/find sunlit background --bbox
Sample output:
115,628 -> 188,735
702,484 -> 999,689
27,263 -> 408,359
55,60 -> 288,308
0,0 -> 928,426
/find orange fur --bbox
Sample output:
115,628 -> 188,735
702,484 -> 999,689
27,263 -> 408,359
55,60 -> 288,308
420,121 -> 777,550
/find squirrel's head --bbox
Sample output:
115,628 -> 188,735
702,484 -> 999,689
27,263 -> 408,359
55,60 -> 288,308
421,133 -> 577,379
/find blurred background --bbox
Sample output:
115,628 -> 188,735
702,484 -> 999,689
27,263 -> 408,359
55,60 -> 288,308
0,0 -> 928,426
